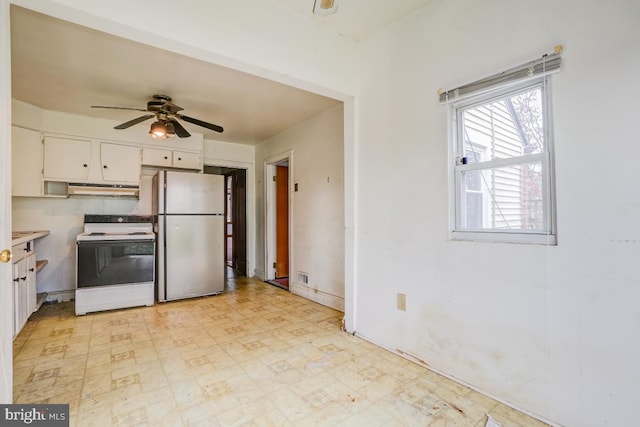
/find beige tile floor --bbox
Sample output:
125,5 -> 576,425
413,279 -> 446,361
13,275 -> 549,426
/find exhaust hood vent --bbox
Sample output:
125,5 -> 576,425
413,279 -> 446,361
67,183 -> 139,198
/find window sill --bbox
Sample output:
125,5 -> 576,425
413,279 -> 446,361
450,231 -> 557,245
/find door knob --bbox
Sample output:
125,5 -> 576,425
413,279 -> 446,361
0,249 -> 11,263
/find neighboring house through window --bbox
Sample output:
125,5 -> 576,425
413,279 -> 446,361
441,50 -> 561,244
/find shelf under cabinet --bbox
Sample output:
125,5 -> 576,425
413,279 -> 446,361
35,259 -> 48,273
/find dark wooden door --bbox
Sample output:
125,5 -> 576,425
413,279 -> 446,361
275,165 -> 289,278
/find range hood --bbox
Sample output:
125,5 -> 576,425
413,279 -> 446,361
67,183 -> 139,198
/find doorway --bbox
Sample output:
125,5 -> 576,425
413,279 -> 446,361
204,165 -> 247,278
225,169 -> 247,277
265,156 -> 291,290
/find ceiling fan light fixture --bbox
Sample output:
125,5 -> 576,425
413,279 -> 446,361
165,121 -> 176,138
313,0 -> 338,16
94,94 -> 220,138
149,120 -> 173,139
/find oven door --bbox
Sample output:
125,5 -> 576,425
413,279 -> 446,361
77,239 -> 155,288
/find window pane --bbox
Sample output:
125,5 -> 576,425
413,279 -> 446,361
460,161 -> 544,231
461,86 -> 544,162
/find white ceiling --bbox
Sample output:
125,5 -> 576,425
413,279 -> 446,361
10,1 -> 433,144
274,0 -> 434,40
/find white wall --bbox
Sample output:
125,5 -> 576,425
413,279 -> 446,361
204,138 -> 254,165
11,0 -> 638,425
255,106 -> 345,310
354,1 -> 640,426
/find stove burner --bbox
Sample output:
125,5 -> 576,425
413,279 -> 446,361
89,232 -> 106,236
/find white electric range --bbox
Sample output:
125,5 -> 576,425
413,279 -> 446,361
75,215 -> 156,315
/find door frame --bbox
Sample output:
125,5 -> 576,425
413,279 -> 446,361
264,151 -> 292,282
223,168 -> 248,275
203,159 -> 254,278
0,0 -> 13,403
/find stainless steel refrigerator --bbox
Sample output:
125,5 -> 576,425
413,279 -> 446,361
153,170 -> 225,302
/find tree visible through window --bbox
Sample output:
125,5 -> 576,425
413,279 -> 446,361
451,77 -> 555,244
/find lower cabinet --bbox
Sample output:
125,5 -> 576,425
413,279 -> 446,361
12,246 -> 36,337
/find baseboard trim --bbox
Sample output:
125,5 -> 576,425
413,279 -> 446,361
352,331 -> 560,427
290,283 -> 344,312
45,290 -> 75,303
252,269 -> 265,281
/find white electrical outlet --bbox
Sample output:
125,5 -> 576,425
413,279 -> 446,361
397,293 -> 406,311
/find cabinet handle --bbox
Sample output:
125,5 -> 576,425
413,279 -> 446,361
178,157 -> 182,161
103,165 -> 108,169
13,278 -> 20,283
20,276 -> 27,281
164,156 -> 168,159
83,164 -> 88,168
29,268 -> 35,272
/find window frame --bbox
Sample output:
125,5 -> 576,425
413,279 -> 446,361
448,76 -> 557,245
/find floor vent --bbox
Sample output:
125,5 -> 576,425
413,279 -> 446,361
297,272 -> 310,286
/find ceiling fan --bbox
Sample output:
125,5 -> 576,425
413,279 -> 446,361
91,94 -> 224,139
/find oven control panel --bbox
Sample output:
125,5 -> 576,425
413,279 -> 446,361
84,214 -> 152,224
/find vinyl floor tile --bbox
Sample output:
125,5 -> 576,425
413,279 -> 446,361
13,276 -> 549,426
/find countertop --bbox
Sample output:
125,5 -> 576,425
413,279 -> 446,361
12,230 -> 50,246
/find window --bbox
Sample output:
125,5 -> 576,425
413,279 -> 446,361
449,76 -> 556,244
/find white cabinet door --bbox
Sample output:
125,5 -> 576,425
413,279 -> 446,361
43,136 -> 91,181
142,147 -> 172,167
100,143 -> 141,183
142,147 -> 201,170
12,126 -> 43,197
173,151 -> 201,170
12,250 -> 36,336
12,256 -> 28,336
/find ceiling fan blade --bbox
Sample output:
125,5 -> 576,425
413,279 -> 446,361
114,114 -> 155,129
178,114 -> 224,133
91,105 -> 149,112
168,119 -> 191,138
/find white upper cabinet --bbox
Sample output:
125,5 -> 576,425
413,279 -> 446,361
42,136 -> 141,186
12,120 -> 202,197
100,143 -> 141,183
142,147 -> 202,171
12,126 -> 43,197
43,136 -> 91,181
141,147 -> 172,167
172,151 -> 201,170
